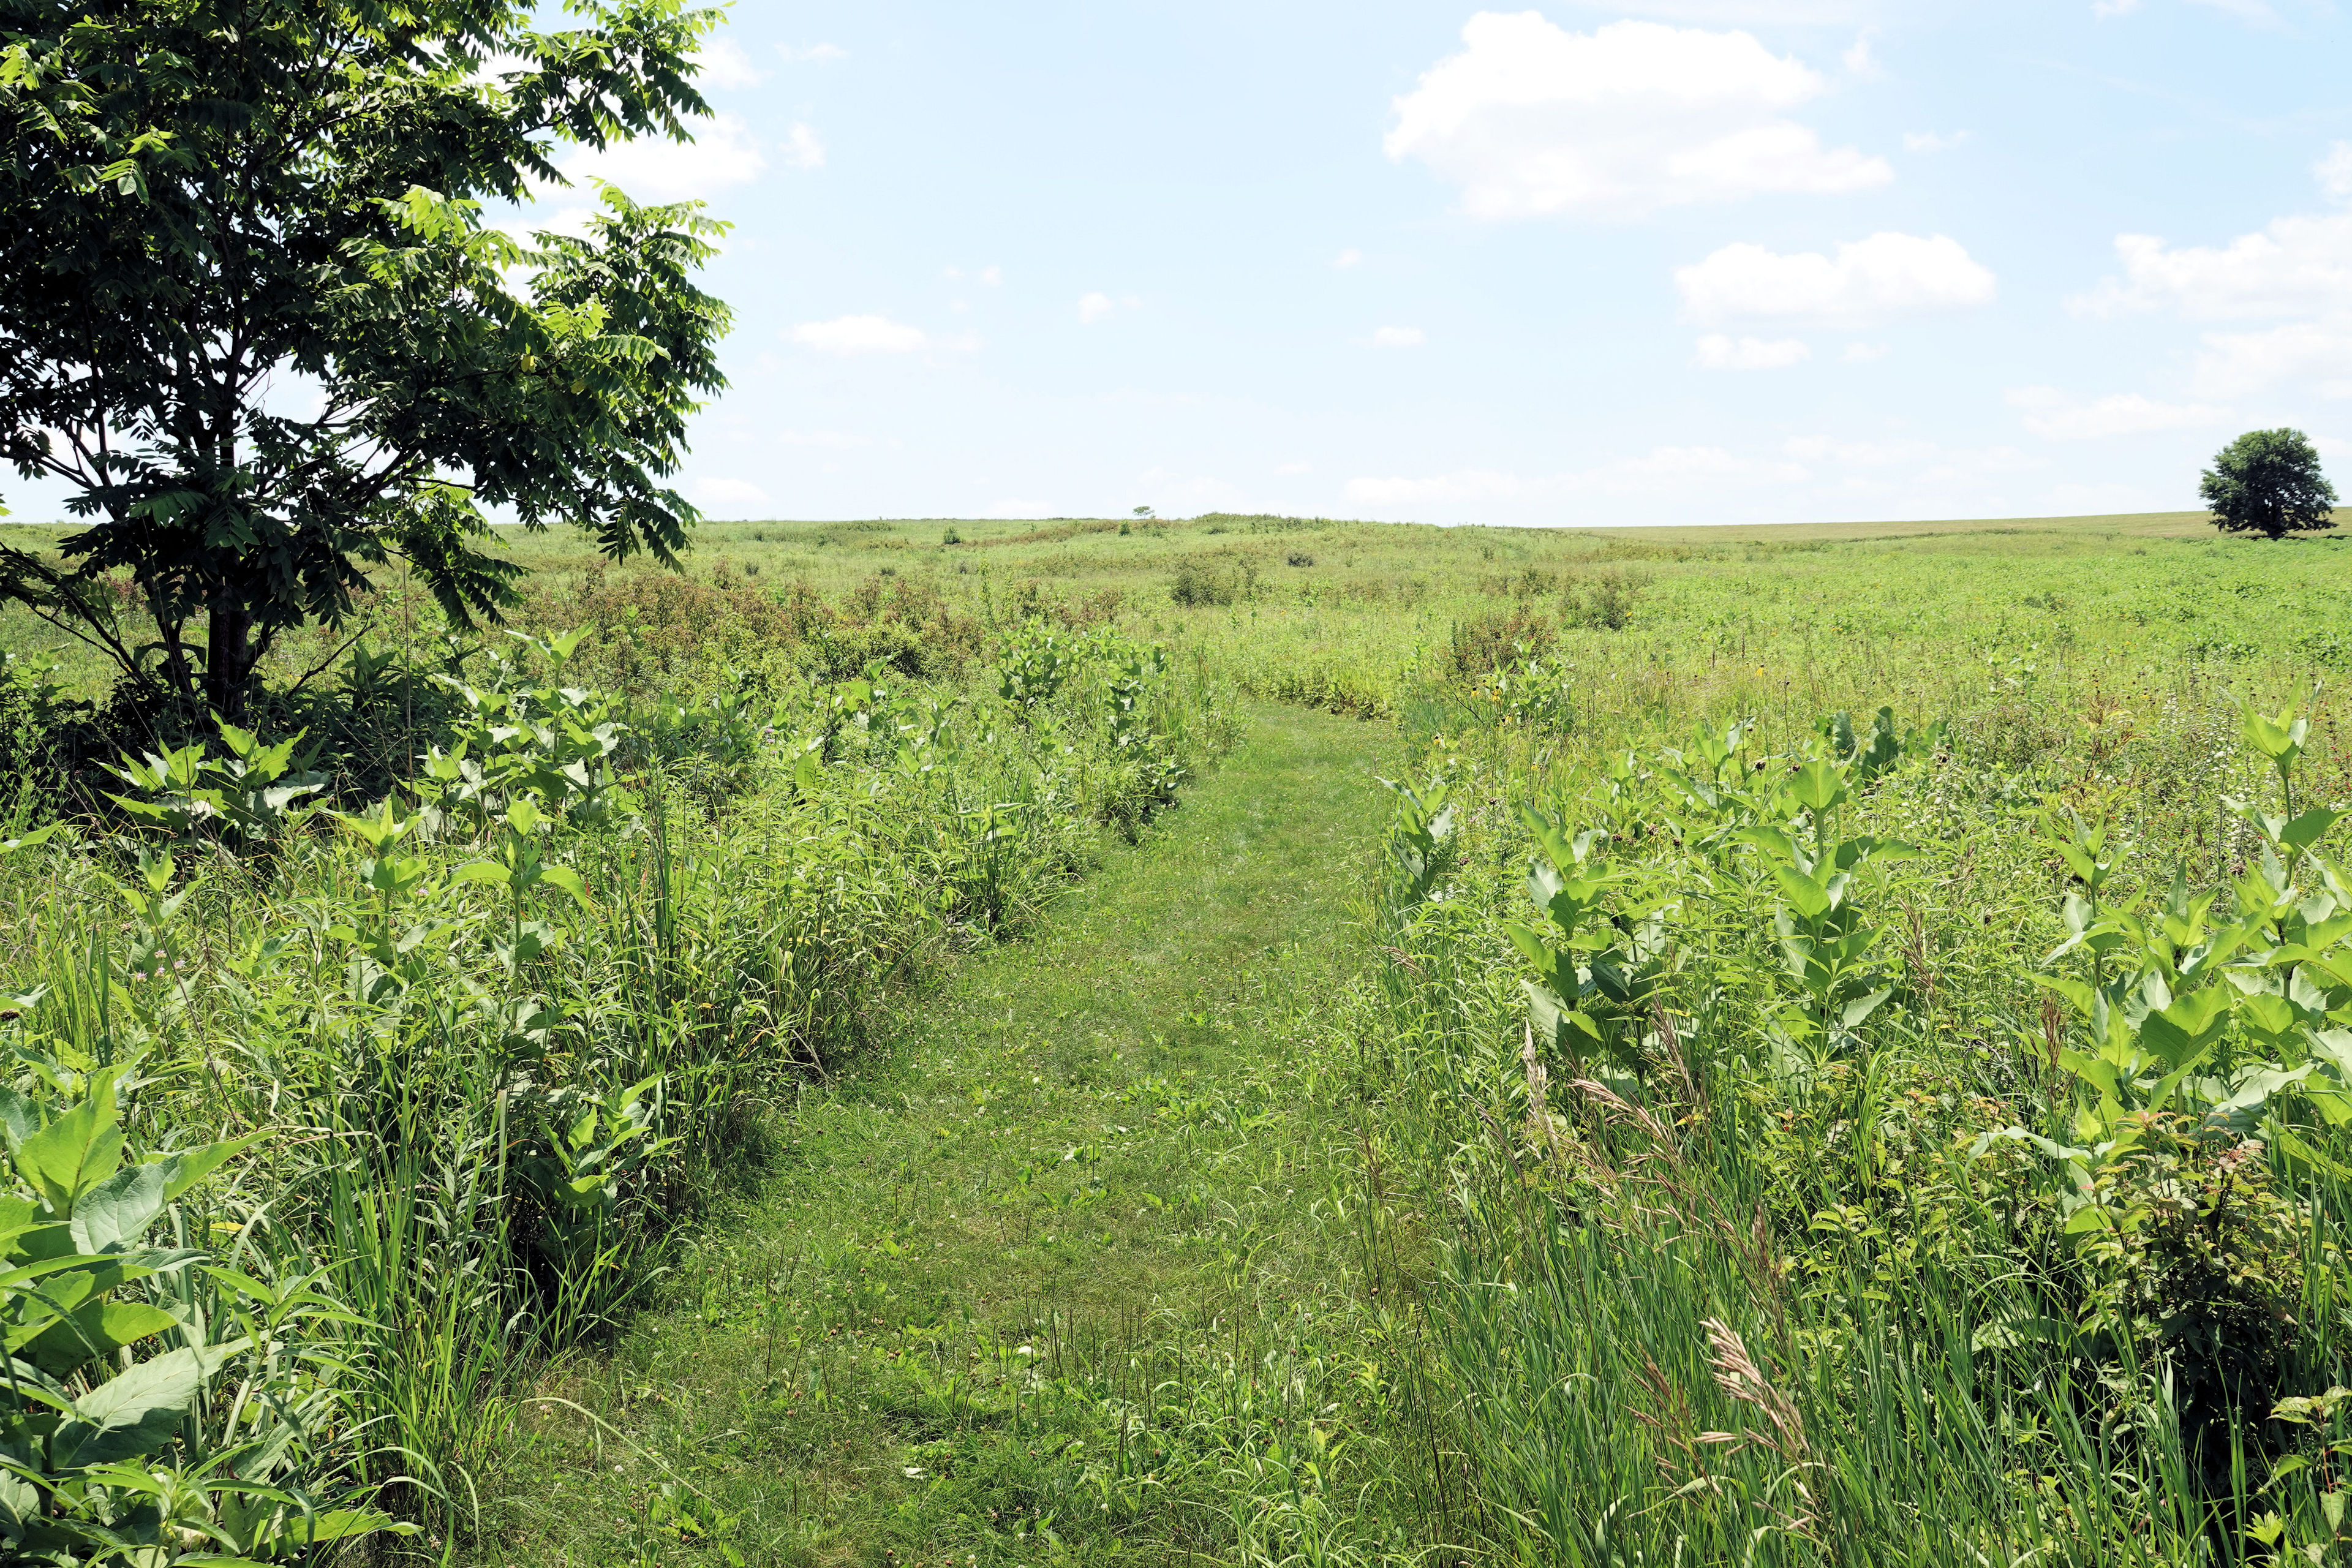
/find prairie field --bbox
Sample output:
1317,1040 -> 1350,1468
7,507 -> 2352,1565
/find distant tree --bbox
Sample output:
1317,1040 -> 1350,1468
2200,428 -> 2339,541
0,0 -> 735,723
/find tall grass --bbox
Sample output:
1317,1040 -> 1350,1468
0,616 -> 1237,1554
1356,651 -> 2352,1564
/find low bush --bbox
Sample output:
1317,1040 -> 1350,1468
1448,602 -> 1557,676
1169,554 -> 1257,607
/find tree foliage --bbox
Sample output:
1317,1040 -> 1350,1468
0,0 -> 734,720
2199,428 -> 2339,541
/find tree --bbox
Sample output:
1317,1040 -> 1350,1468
2200,428 -> 2340,541
0,0 -> 734,723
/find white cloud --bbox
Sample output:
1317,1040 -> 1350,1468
1842,341 -> 1890,361
2071,213 -> 2352,320
789,315 -> 933,355
2006,386 -> 2234,440
552,113 -> 765,203
1694,333 -> 1810,369
694,39 -> 765,90
1370,325 -> 1427,347
2195,323 -> 2352,399
1902,130 -> 1969,153
980,265 -> 1003,287
684,477 -> 770,510
1079,292 -> 1117,324
1276,461 -> 1315,475
778,43 -> 848,63
780,124 -> 826,171
1384,14 -> 1891,221
1333,248 -> 1364,268
2070,197 -> 2352,398
1842,29 -> 1880,77
1676,232 -> 1996,328
2318,142 -> 2352,203
2092,0 -> 2144,14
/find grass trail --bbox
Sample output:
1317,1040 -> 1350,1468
472,701 -> 1408,1566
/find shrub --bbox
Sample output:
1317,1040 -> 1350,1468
1169,556 -> 1255,607
1566,567 -> 1645,630
1449,603 -> 1557,676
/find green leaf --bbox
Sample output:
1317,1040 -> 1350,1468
0,824 -> 57,855
1782,758 -> 1848,815
2032,972 -> 2097,1018
537,864 -> 590,908
68,1162 -> 167,1254
1770,864 -> 1832,924
153,1135 -> 265,1207
0,1090 -> 45,1159
2277,1127 -> 2351,1181
1503,921 -> 1559,981
1966,1125 -> 2089,1164
2276,807 -> 2345,853
2056,1047 -> 2121,1098
1841,988 -> 1893,1028
280,1509 -> 410,1545
2139,986 -> 2236,1069
451,861 -> 512,886
22,1300 -> 181,1378
53,1341 -> 244,1468
14,1076 -> 124,1211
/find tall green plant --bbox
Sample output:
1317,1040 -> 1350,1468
0,1068 -> 403,1560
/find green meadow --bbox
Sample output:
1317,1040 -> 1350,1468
8,507 -> 2352,1563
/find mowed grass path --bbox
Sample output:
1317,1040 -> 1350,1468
470,701 -> 1406,1567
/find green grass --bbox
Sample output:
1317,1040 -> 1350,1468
18,504 -> 2352,1564
463,700 -> 1417,1566
10,507 -> 2352,719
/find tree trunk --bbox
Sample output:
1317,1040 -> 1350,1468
205,596 -> 255,726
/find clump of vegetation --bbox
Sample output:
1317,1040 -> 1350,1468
1169,554 -> 1256,606
1564,565 -> 1646,629
1449,602 -> 1557,674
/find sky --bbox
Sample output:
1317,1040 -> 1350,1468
24,1 -> 2352,530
